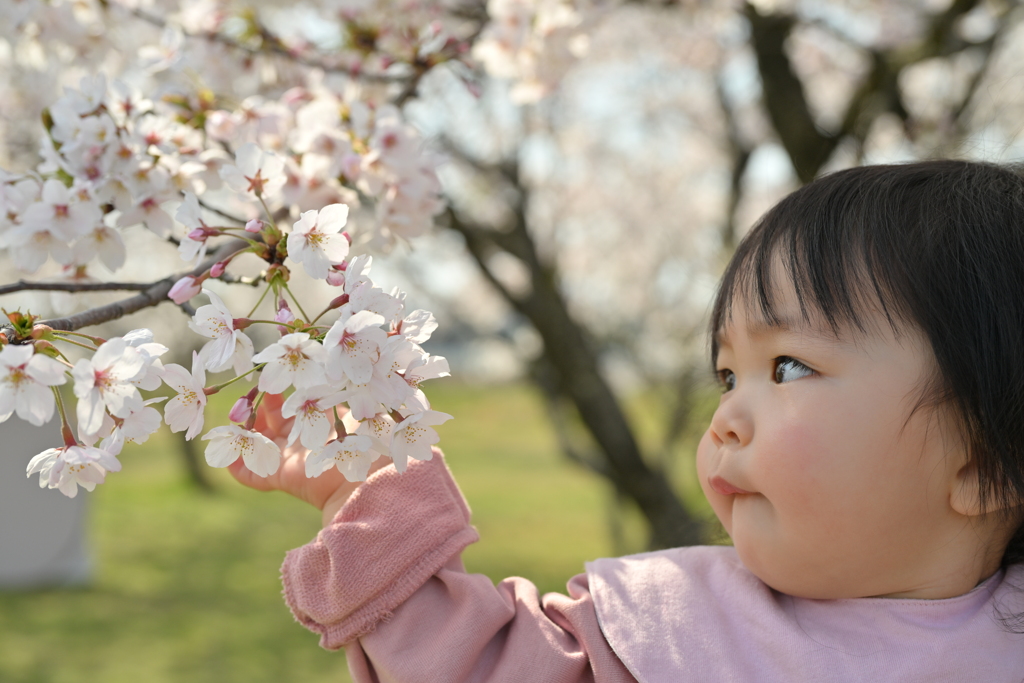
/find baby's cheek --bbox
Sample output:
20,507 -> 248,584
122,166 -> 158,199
755,420 -> 829,513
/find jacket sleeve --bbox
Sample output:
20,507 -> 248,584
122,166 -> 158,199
280,451 -> 636,683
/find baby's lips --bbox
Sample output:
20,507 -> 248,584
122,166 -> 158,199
708,475 -> 755,496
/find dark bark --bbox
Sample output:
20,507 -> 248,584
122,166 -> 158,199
744,0 -> 991,183
444,172 -> 704,548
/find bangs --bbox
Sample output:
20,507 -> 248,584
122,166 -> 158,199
710,166 -> 918,363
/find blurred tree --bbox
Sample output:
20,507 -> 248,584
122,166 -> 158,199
2,0 -> 1022,549
423,0 -> 1024,548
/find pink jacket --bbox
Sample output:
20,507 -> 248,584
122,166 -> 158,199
281,453 -> 1024,682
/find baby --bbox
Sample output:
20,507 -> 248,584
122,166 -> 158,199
232,160 -> 1024,681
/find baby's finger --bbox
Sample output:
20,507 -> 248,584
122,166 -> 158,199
226,457 -> 279,492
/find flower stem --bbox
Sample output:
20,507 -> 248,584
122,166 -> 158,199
282,282 -> 310,322
52,330 -> 104,346
52,335 -> 101,353
206,363 -> 266,394
52,386 -> 76,447
258,196 -> 277,231
245,391 -> 264,431
246,284 -> 273,318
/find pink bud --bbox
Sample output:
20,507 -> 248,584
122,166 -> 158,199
210,261 -> 227,278
274,299 -> 295,334
245,219 -> 264,234
188,227 -> 208,241
168,276 -> 201,304
229,394 -> 255,424
326,267 -> 346,288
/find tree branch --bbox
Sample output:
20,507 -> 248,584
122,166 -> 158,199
109,2 -> 407,84
746,0 -> 989,183
0,280 -> 156,296
36,241 -> 248,332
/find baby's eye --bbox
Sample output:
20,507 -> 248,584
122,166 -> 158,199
717,368 -> 736,392
774,356 -> 814,384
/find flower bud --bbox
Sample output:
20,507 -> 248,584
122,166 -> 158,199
245,219 -> 264,234
265,263 -> 290,284
274,300 -> 295,334
326,266 -> 346,288
328,293 -> 350,311
188,227 -> 208,241
33,340 -> 60,358
210,261 -> 227,278
30,324 -> 54,340
229,388 -> 258,424
169,276 -> 202,304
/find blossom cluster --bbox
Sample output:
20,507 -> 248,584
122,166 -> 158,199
472,0 -> 596,102
3,238 -> 451,496
0,75 -> 452,496
177,258 -> 453,481
203,93 -> 446,251
3,326 -> 168,497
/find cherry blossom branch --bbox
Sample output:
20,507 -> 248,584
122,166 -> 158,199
197,198 -> 247,227
0,281 -> 154,296
110,2 -> 409,84
37,240 -> 249,333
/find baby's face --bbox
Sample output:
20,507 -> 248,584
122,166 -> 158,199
697,280 -> 977,600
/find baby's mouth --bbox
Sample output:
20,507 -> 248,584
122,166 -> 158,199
708,475 -> 754,496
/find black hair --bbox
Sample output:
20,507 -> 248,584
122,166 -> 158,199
710,160 -> 1024,567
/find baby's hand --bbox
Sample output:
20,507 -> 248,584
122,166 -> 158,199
226,393 -> 387,527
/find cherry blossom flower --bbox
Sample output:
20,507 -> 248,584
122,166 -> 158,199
1,218 -> 75,272
19,178 -> 100,242
251,332 -> 327,393
306,434 -> 376,481
339,358 -> 402,419
202,425 -> 281,477
323,310 -> 386,385
189,288 -> 254,374
340,273 -> 404,323
392,309 -> 438,343
123,329 -> 168,391
160,352 -> 207,440
26,444 -> 122,498
400,354 -> 451,412
72,337 -> 145,436
0,344 -> 68,426
287,204 -> 351,280
116,194 -> 176,239
100,397 -> 164,455
281,385 -> 346,451
356,412 -> 397,456
389,410 -> 453,472
220,143 -> 285,198
72,224 -> 127,270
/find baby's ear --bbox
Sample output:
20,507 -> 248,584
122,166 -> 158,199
950,461 -> 1013,517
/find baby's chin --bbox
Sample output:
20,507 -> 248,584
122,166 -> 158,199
730,529 -> 867,600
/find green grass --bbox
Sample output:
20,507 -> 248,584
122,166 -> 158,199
0,382 -> 707,683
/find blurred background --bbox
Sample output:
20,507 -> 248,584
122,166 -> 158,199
2,0 -> 1024,680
